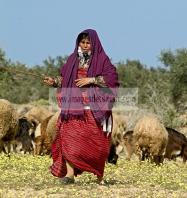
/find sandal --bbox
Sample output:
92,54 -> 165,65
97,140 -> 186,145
59,177 -> 75,184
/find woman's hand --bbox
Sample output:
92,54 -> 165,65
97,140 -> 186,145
43,76 -> 55,86
75,77 -> 95,87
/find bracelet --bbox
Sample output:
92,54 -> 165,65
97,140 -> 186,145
90,77 -> 96,84
52,76 -> 62,88
52,78 -> 58,87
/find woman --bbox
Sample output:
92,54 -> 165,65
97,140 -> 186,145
43,29 -> 119,184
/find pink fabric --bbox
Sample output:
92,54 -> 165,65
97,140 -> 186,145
59,29 -> 119,123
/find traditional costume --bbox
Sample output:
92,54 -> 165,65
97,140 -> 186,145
50,29 -> 119,178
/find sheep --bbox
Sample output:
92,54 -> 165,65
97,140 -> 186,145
111,113 -> 127,145
0,99 -> 19,153
164,127 -> 187,162
122,127 -> 187,163
122,130 -> 150,161
34,111 -> 60,155
133,116 -> 168,165
183,145 -> 187,163
46,111 -> 60,141
14,117 -> 36,154
123,130 -> 134,160
107,130 -> 135,163
0,99 -> 35,154
107,143 -> 119,165
16,104 -> 33,118
24,106 -> 53,125
34,115 -> 53,155
107,113 -> 126,164
23,106 -> 53,143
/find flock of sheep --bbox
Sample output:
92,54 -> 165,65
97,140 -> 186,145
0,98 -> 187,166
110,113 -> 187,165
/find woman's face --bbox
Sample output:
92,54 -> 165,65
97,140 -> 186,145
79,38 -> 91,53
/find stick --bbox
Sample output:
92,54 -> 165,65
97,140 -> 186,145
0,66 -> 45,78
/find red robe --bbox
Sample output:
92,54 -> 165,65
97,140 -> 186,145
50,68 -> 111,178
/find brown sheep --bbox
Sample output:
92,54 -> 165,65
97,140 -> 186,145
164,127 -> 187,162
34,116 -> 53,155
34,111 -> 60,155
108,113 -> 126,164
24,106 -> 53,125
133,116 -> 168,165
183,145 -> 187,162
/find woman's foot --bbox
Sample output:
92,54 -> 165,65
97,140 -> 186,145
59,160 -> 75,184
97,176 -> 104,184
59,176 -> 75,184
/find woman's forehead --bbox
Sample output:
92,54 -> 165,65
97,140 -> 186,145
80,38 -> 90,42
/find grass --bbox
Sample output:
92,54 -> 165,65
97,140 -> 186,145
0,154 -> 186,198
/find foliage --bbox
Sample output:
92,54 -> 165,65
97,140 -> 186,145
159,49 -> 187,111
116,53 -> 187,126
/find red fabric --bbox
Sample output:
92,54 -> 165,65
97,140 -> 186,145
77,68 -> 90,105
50,68 -> 111,178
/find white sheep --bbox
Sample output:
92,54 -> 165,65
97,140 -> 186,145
0,99 -> 19,153
133,115 -> 168,164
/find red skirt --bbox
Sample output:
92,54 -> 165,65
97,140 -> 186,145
50,110 -> 111,178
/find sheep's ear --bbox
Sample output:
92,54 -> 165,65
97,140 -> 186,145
30,119 -> 39,128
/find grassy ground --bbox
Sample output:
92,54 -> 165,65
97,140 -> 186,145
0,154 -> 186,198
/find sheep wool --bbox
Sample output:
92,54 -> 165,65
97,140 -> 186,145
24,106 -> 53,124
46,111 -> 60,143
112,113 -> 127,145
0,99 -> 19,139
133,115 -> 168,164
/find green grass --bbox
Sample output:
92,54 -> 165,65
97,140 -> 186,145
0,154 -> 186,198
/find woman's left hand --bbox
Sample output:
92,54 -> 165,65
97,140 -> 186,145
75,78 -> 94,87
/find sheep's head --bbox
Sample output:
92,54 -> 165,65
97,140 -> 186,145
123,131 -> 134,145
108,144 -> 119,164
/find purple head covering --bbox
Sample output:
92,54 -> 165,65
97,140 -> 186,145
59,29 -> 119,122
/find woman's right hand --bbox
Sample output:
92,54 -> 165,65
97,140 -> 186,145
43,76 -> 55,86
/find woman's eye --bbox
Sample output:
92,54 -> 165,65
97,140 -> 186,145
81,41 -> 90,45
